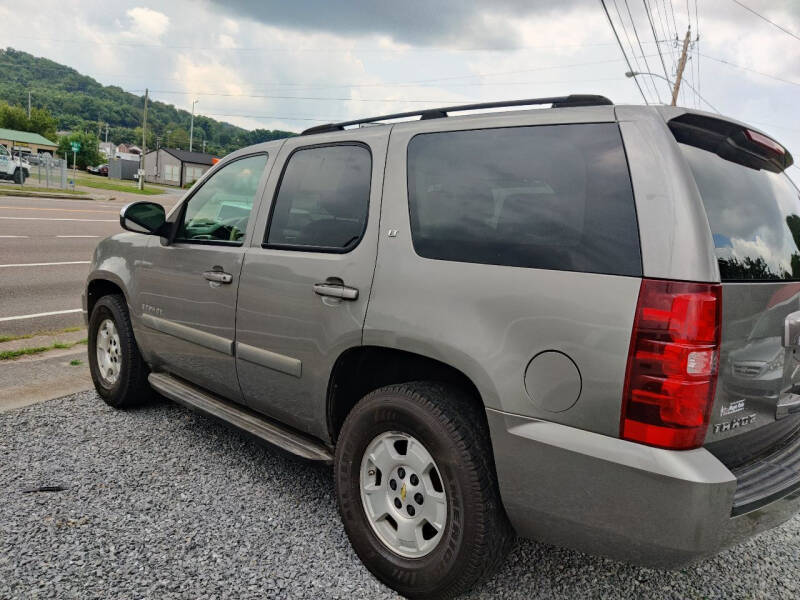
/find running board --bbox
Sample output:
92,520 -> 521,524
148,373 -> 333,463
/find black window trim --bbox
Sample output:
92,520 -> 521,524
404,121 -> 643,277
170,151 -> 270,248
261,141 -> 373,255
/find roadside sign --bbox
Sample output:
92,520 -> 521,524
137,168 -> 145,175
70,142 -> 81,153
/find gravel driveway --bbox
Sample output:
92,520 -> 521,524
2,391 -> 798,599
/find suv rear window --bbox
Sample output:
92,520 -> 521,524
679,143 -> 800,281
406,123 -> 641,276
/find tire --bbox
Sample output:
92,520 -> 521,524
88,294 -> 152,409
13,168 -> 25,184
335,382 -> 514,599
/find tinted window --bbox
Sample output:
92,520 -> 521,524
266,145 -> 371,250
176,154 -> 268,244
406,123 -> 641,276
680,143 -> 800,281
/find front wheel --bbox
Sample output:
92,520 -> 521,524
335,382 -> 514,599
13,168 -> 25,184
88,294 -> 152,408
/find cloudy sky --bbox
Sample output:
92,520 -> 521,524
1,0 -> 798,161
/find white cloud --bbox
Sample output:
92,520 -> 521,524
123,7 -> 170,41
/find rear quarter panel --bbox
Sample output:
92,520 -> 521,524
364,108 -> 641,437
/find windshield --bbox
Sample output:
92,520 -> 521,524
680,143 -> 800,281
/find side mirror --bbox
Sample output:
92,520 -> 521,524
120,201 -> 167,235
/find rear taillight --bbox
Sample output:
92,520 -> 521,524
745,129 -> 786,156
621,279 -> 722,450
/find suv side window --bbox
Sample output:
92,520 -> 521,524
175,153 -> 268,245
406,123 -> 641,276
265,144 -> 371,251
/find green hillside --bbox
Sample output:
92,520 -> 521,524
0,48 -> 295,156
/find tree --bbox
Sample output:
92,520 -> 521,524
0,102 -> 30,131
58,131 -> 102,169
0,48 -> 299,156
166,127 -> 189,150
27,107 -> 57,141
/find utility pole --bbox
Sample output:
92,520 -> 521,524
27,91 -> 31,118
671,28 -> 692,106
139,88 -> 148,191
105,123 -> 109,143
189,99 -> 198,152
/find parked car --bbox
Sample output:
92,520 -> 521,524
87,163 -> 108,176
83,96 -> 800,599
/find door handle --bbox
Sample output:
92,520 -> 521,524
203,270 -> 233,284
313,282 -> 359,300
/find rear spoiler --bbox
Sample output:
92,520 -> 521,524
667,112 -> 793,174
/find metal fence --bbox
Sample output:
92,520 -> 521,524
28,156 -> 68,189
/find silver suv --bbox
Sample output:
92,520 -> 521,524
84,96 -> 800,599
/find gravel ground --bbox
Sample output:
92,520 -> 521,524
1,391 -> 799,599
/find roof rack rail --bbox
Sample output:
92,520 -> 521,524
300,94 -> 612,136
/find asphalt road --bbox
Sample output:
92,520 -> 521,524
2,391 -> 799,599
0,192 -> 179,336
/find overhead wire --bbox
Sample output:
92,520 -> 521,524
653,0 -> 679,77
729,0 -> 800,43
624,0 -> 664,101
610,0 -> 656,102
600,0 -> 650,104
643,0 -> 673,88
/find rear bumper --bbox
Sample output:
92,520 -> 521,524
487,408 -> 800,568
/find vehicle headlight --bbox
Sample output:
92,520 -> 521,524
766,352 -> 785,372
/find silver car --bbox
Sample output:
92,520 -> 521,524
83,95 -> 800,599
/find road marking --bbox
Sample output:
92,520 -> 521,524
57,235 -> 100,238
0,235 -> 28,238
0,216 -> 117,222
0,261 -> 91,268
0,205 -> 118,214
0,308 -> 82,322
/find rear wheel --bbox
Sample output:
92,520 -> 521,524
13,168 -> 25,184
88,294 -> 152,408
335,382 -> 514,599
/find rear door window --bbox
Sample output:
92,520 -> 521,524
265,144 -> 371,252
679,143 -> 800,281
406,123 -> 641,276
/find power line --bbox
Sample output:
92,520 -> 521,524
730,0 -> 800,43
612,0 -> 658,101
700,52 -> 800,86
643,1 -> 672,84
1,34 -> 626,53
624,0 -> 663,102
666,0 -> 680,39
653,0 -> 679,75
600,0 -> 650,104
695,0 -> 701,107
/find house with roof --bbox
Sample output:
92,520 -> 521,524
143,147 -> 216,187
0,127 -> 58,157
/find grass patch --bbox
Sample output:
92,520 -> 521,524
69,359 -> 83,366
0,338 -> 87,360
74,176 -> 164,196
0,346 -> 50,360
0,184 -> 87,195
0,326 -> 83,344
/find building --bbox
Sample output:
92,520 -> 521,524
143,148 -> 216,187
0,127 -> 58,157
108,157 -> 140,181
99,142 -> 116,159
116,143 -> 142,155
